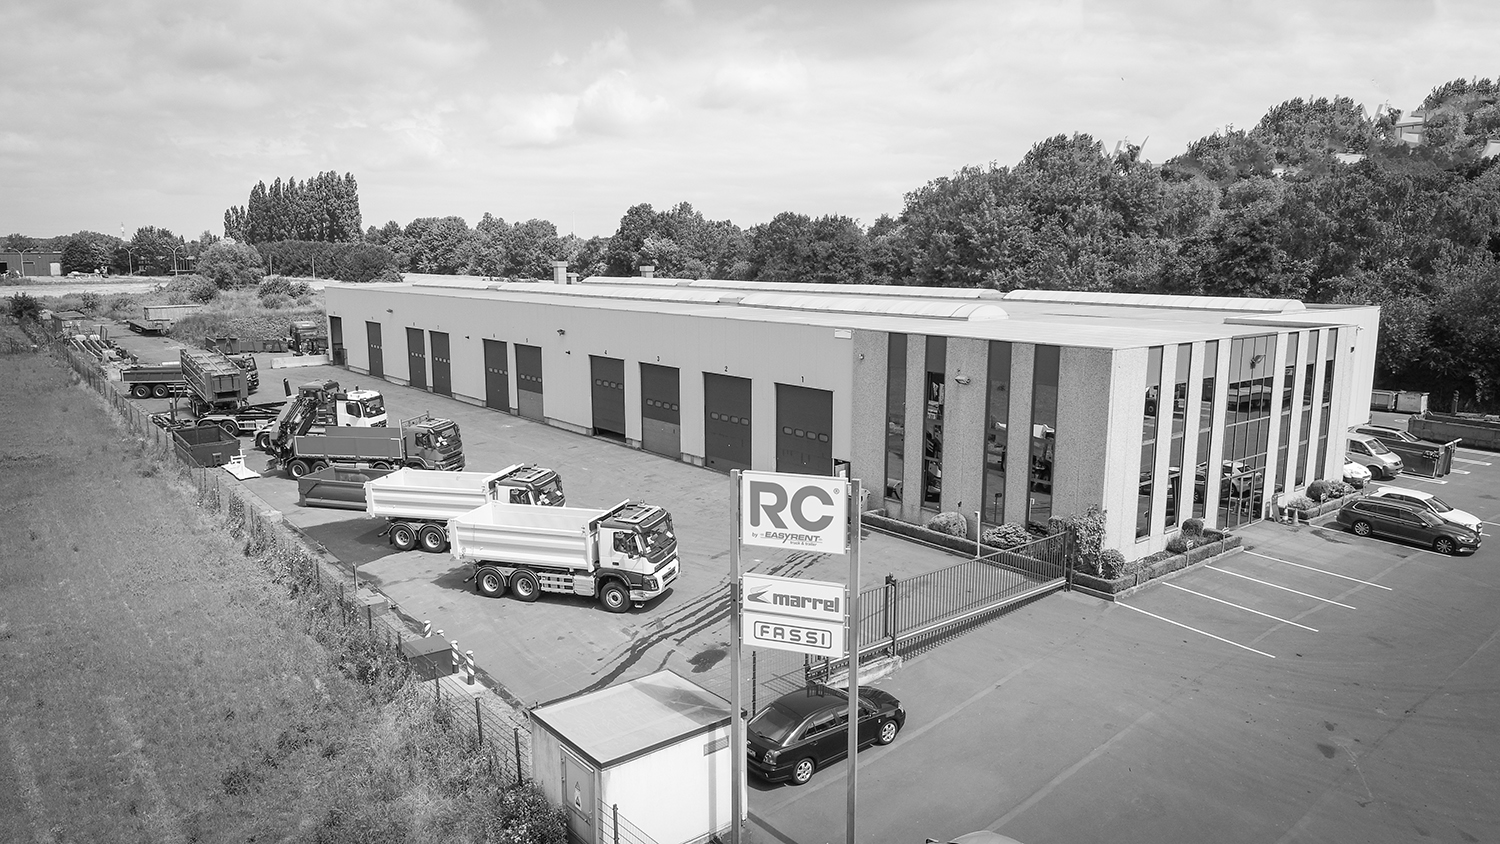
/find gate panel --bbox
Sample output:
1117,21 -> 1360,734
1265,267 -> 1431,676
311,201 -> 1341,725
704,372 -> 751,473
640,362 -> 681,458
776,383 -> 834,475
365,321 -> 383,378
483,339 -> 509,412
406,327 -> 427,390
589,355 -> 626,438
515,343 -> 544,421
430,331 -> 451,396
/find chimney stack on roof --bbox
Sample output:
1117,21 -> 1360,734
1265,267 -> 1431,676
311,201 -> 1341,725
552,260 -> 569,285
640,265 -> 655,279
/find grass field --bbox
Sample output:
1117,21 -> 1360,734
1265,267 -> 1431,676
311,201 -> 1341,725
0,347 -> 563,843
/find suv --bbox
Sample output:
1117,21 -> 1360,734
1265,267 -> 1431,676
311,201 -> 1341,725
1334,497 -> 1481,555
1346,432 -> 1403,480
1366,487 -> 1483,534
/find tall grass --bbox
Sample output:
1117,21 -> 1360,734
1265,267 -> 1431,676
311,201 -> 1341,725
169,289 -> 325,348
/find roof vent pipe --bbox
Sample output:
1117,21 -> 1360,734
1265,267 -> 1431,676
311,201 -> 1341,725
552,260 -> 569,285
640,265 -> 655,279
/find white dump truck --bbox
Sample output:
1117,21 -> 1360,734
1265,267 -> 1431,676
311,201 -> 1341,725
450,500 -> 680,613
365,464 -> 565,553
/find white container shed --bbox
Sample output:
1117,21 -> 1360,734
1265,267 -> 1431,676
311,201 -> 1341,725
530,669 -> 742,844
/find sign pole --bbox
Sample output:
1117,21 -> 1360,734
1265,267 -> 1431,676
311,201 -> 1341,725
845,478 -> 862,844
729,470 -> 744,844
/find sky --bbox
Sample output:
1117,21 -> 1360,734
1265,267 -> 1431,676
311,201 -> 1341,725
2,0 -> 1498,243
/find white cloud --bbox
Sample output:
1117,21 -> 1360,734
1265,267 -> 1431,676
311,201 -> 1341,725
700,53 -> 810,111
575,71 -> 669,135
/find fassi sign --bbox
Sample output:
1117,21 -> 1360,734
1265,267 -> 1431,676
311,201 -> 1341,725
739,471 -> 849,554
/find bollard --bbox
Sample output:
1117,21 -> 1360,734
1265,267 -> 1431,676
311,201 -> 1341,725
423,620 -> 432,637
465,650 -> 475,685
450,640 -> 461,675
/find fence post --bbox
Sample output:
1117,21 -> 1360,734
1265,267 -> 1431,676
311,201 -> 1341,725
514,727 -> 524,785
884,575 -> 898,656
476,698 -> 483,744
613,804 -> 620,844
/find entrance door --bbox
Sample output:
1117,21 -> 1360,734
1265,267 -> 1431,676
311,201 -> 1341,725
559,748 -> 596,844
776,383 -> 834,475
516,344 -> 544,421
483,339 -> 509,412
329,316 -> 344,365
365,321 -> 383,378
406,327 -> 427,390
704,373 -> 752,473
430,331 -> 451,396
640,363 -> 680,458
590,355 -> 626,440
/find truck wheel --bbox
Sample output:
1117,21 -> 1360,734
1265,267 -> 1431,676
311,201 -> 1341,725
418,525 -> 448,554
510,570 -> 540,602
218,420 -> 239,437
370,461 -> 391,470
312,460 -> 330,473
254,431 -> 271,451
152,384 -> 170,398
287,459 -> 311,479
131,384 -> 151,399
475,567 -> 506,598
390,524 -> 418,552
599,581 -> 630,613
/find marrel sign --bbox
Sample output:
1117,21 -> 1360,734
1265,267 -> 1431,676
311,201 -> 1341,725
739,470 -> 849,554
742,572 -> 846,624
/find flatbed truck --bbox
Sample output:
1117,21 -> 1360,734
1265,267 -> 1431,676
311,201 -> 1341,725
364,464 -> 566,552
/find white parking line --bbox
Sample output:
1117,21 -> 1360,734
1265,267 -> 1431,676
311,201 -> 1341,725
1449,469 -> 1471,475
1162,583 -> 1320,631
1397,475 -> 1448,485
1483,520 -> 1500,528
1455,455 -> 1492,465
1203,565 -> 1356,609
1243,550 -> 1394,591
1118,603 -> 1276,658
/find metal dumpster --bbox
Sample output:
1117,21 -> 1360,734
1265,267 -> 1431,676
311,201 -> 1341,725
173,425 -> 240,468
1394,391 -> 1429,414
296,465 -> 395,510
1370,389 -> 1398,412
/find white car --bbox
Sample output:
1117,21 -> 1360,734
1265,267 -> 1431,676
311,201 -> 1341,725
1343,458 -> 1371,488
1367,487 -> 1483,534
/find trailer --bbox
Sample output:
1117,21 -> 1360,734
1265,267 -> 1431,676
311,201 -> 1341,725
121,362 -> 184,398
450,499 -> 680,613
365,464 -> 565,552
276,415 -> 465,479
128,303 -> 203,335
181,348 -> 249,411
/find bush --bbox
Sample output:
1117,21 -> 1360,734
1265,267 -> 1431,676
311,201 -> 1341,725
78,291 -> 102,314
199,241 -> 266,289
1326,480 -> 1355,499
1099,549 -> 1127,579
1286,495 -> 1314,512
104,294 -> 137,319
259,293 -> 294,310
1306,479 -> 1333,502
1166,533 -> 1190,554
6,292 -> 42,322
259,277 -> 313,299
165,274 -> 220,304
1181,517 -> 1204,538
925,511 -> 968,537
981,522 -> 1032,550
1050,506 -> 1106,576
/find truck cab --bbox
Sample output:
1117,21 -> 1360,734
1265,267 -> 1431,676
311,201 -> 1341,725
404,414 -> 465,471
597,502 -> 679,597
333,387 -> 387,427
288,320 -> 329,355
489,464 -> 565,506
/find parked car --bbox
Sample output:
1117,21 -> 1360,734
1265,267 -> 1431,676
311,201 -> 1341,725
1352,424 -> 1430,449
1334,497 -> 1482,555
1346,432 -> 1404,480
1342,458 -> 1371,488
746,684 -> 905,786
925,834 -> 1027,844
1366,487 -> 1483,534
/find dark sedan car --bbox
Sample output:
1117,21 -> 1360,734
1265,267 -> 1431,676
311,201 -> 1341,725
1334,497 -> 1482,555
746,684 -> 905,786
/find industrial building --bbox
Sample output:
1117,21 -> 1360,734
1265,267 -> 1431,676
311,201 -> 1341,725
324,269 -> 1380,559
0,250 -> 62,277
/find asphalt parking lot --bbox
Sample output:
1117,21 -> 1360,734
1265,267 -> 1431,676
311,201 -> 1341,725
102,331 -> 1500,842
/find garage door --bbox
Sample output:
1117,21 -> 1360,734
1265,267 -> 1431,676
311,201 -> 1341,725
640,363 -> 680,459
483,339 -> 509,412
430,331 -> 451,397
590,355 -> 626,440
704,372 -> 751,473
365,321 -> 383,378
776,383 -> 833,475
406,327 -> 427,390
516,344 -> 544,421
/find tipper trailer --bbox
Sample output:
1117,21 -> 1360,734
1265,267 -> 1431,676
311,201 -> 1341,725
366,464 -> 566,552
121,362 -> 185,398
450,500 -> 680,613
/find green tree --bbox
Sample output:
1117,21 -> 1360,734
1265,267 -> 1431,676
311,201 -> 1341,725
60,231 -> 119,274
402,216 -> 472,274
197,241 -> 265,289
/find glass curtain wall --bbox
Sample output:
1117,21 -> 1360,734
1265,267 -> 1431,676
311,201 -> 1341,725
1193,341 -> 1218,520
921,337 -> 947,510
884,334 -> 907,502
1165,345 -> 1190,530
1137,346 -> 1163,539
1218,334 -> 1277,528
1297,332 -> 1319,486
1314,329 -> 1339,478
1276,333 -> 1300,497
1028,346 -> 1060,529
981,341 -> 1012,527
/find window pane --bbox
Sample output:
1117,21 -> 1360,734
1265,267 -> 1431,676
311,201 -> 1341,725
884,334 -> 906,501
1029,345 -> 1060,529
982,342 -> 1011,526
1137,346 -> 1163,539
922,337 -> 946,509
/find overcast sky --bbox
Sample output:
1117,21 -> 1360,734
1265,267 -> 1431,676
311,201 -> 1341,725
2,0 -> 1497,243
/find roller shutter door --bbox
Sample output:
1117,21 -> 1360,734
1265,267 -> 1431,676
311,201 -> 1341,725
640,363 -> 680,458
776,383 -> 833,475
704,373 -> 751,473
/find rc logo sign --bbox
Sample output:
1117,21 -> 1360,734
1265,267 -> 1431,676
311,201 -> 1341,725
739,471 -> 849,554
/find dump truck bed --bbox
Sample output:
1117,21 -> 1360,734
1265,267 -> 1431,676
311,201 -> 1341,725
294,426 -> 404,463
366,468 -> 503,521
449,501 -> 602,571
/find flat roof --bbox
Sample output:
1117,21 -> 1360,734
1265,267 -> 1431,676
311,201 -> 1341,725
530,669 -> 730,769
330,277 -> 1368,350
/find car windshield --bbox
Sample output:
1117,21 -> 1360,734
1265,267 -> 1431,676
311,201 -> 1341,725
362,396 -> 385,415
1426,496 -> 1453,513
537,477 -> 564,505
641,513 -> 675,553
749,704 -> 802,745
1366,440 -> 1391,455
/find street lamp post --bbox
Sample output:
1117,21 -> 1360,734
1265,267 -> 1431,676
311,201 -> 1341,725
120,245 -> 140,276
170,244 -> 189,276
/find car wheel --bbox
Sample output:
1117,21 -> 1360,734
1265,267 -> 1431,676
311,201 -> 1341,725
390,524 -> 417,552
1433,536 -> 1457,555
599,581 -> 630,613
1351,520 -> 1372,537
876,719 -> 900,745
510,570 -> 540,602
789,758 -> 816,786
417,524 -> 447,554
475,567 -> 505,598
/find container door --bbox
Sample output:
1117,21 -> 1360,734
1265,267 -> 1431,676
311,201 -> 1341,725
559,748 -> 596,844
516,344 -> 544,421
365,321 -> 383,379
430,331 -> 452,397
776,383 -> 833,475
406,327 -> 427,390
483,339 -> 509,412
590,355 -> 626,441
704,372 -> 751,473
640,362 -> 680,459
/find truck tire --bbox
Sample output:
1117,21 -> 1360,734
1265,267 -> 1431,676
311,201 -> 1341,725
131,384 -> 151,399
475,567 -> 506,598
254,431 -> 271,451
510,570 -> 540,602
217,420 -> 239,437
390,523 -> 418,552
287,459 -> 311,479
417,524 -> 448,554
312,460 -> 330,473
599,581 -> 630,613
152,384 -> 170,398
370,461 -> 392,470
